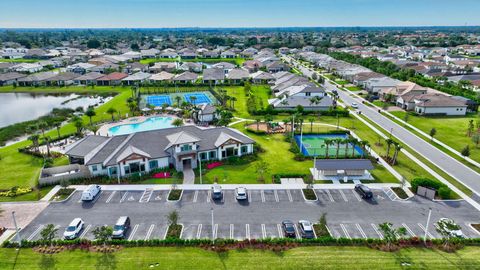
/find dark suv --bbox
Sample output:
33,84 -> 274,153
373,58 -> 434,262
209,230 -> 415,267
354,184 -> 373,200
281,220 -> 296,238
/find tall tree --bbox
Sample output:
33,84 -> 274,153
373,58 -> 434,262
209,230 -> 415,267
429,128 -> 437,142
85,108 -> 96,126
107,107 -> 117,122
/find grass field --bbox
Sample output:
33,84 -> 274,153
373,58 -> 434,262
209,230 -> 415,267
224,84 -> 271,118
0,58 -> 39,63
297,134 -> 363,157
1,246 -> 479,269
390,111 -> 480,163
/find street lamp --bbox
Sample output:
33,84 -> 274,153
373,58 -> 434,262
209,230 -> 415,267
424,207 -> 432,245
389,128 -> 394,139
12,211 -> 21,247
211,207 -> 215,242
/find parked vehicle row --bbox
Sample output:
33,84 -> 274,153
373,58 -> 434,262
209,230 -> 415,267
281,220 -> 315,239
63,216 -> 131,240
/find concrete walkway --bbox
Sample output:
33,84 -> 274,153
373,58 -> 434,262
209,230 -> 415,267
182,166 -> 195,185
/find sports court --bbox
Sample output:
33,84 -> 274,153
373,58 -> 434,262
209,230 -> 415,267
184,92 -> 212,105
145,95 -> 172,106
295,134 -> 363,157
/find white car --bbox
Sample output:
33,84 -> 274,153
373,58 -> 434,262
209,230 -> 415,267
63,218 -> 84,240
435,218 -> 463,238
351,102 -> 359,109
81,184 -> 101,201
235,187 -> 248,200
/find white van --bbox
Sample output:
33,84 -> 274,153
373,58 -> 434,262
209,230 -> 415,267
81,184 -> 101,201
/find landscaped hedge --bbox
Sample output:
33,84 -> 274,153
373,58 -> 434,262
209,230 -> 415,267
272,174 -> 307,184
411,178 -> 454,200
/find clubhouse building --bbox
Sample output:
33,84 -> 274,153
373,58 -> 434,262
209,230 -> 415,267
65,126 -> 255,178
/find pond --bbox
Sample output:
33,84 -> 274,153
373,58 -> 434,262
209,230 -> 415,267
0,92 -> 111,128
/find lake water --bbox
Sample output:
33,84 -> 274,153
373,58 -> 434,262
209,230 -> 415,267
0,93 -> 111,128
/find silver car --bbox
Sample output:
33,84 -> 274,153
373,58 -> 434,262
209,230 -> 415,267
235,187 -> 248,200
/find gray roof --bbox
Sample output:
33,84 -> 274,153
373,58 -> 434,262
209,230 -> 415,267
46,72 -> 80,81
174,71 -> 198,81
203,68 -> 225,81
74,72 -> 104,81
17,71 -> 57,82
314,159 -> 374,170
65,136 -> 110,157
227,68 -> 249,80
122,72 -> 151,81
79,126 -> 254,166
0,72 -> 26,81
198,103 -> 216,114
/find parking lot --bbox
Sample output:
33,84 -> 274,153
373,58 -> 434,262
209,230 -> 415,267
18,188 -> 480,241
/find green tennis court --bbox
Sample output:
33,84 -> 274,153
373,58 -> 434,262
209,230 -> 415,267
295,134 -> 364,157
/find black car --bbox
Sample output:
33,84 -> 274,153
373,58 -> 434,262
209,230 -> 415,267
354,184 -> 373,199
281,220 -> 296,238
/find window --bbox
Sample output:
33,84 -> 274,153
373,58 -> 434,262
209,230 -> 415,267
200,152 -> 208,161
124,166 -> 130,174
180,144 -> 193,152
92,165 -> 97,172
209,151 -> 216,159
149,160 -> 158,170
109,167 -> 117,175
241,146 -> 248,154
305,92 -> 311,96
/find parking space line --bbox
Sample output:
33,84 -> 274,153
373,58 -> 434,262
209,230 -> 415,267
207,190 -> 211,203
213,224 -> 218,239
120,192 -> 128,203
277,224 -> 283,238
145,224 -> 155,240
356,224 -> 367,239
146,190 -> 153,203
248,191 -> 252,203
196,224 -> 202,239
230,224 -> 234,239
193,191 -> 198,203
286,190 -> 293,202
326,190 -> 334,202
261,224 -> 266,238
139,189 -> 147,202
106,191 -> 116,203
352,190 -> 362,202
339,190 -> 348,202
232,191 -> 237,203
402,223 -> 416,237
27,225 -> 44,241
128,224 -> 139,240
340,224 -> 351,239
274,190 -> 279,202
246,224 -> 250,240
293,224 -> 301,239
261,190 -> 266,203
371,223 -> 383,239
417,223 -> 434,239
80,224 -> 91,239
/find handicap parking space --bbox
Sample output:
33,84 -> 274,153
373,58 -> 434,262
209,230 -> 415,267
149,190 -> 169,203
119,191 -> 144,204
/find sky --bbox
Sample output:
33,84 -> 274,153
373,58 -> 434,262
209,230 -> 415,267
1,0 -> 480,28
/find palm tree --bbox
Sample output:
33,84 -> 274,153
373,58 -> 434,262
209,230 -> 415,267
344,138 -> 350,157
264,114 -> 273,133
392,143 -> 402,165
335,138 -> 342,158
127,100 -> 138,115
350,138 -> 359,158
323,139 -> 333,159
308,117 -> 315,133
85,108 -> 96,125
53,121 -> 61,138
172,118 -> 184,127
230,96 -> 237,109
71,116 -> 84,136
255,117 -> 261,131
175,96 -> 182,107
190,95 -> 197,105
28,134 -> 40,153
359,140 -> 370,158
38,121 -> 48,138
385,138 -> 394,158
89,125 -> 99,135
107,107 -> 117,122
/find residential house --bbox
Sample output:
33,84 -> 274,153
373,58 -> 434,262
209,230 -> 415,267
96,72 -> 129,86
45,72 -> 80,86
250,71 -> 275,84
149,71 -> 175,83
149,62 -> 176,73
221,50 -> 236,58
123,62 -> 149,74
0,72 -> 26,86
74,72 -> 104,85
364,77 -> 402,94
122,51 -> 142,61
179,49 -> 197,59
193,103 -> 217,123
122,72 -> 152,86
140,49 -> 160,58
243,60 -> 262,72
90,63 -> 120,74
266,61 -> 289,73
202,50 -> 220,58
66,63 -> 96,74
173,71 -> 198,84
159,50 -> 178,59
269,85 -> 333,111
0,62 -> 16,73
226,68 -> 250,84
12,63 -> 43,73
65,126 -> 255,175
212,62 -> 235,74
17,71 -> 57,86
413,94 -> 468,116
179,62 -> 203,73
202,68 -> 225,84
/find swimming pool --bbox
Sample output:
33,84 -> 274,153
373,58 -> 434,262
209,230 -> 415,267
294,134 -> 364,157
108,116 -> 175,136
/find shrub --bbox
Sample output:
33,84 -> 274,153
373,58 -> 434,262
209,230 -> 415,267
411,178 -> 454,200
438,187 -> 453,200
168,189 -> 182,201
302,188 -> 317,200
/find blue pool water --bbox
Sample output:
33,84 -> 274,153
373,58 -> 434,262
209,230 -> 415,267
184,93 -> 211,105
108,116 -> 174,136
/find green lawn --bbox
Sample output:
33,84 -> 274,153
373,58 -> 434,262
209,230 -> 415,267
346,86 -> 362,91
1,246 -> 480,269
390,111 -> 480,163
0,58 -> 39,63
224,85 -> 271,119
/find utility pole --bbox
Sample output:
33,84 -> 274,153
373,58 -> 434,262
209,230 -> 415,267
199,156 -> 202,184
424,208 -> 432,245
12,211 -> 21,247
211,207 -> 215,242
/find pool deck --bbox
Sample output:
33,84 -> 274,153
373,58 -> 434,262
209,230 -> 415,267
97,114 -> 186,137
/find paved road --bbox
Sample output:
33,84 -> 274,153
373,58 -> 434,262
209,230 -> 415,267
286,56 -> 480,197
18,188 -> 480,241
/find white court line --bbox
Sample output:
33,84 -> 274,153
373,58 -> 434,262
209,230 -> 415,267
213,224 -> 218,239
245,224 -> 250,240
128,224 -> 139,240
339,190 -> 348,202
193,190 -> 198,203
106,191 -> 116,203
196,224 -> 203,239
277,224 -> 283,238
286,190 -> 293,202
27,225 -> 44,241
352,190 -> 362,202
145,189 -> 153,203
139,189 -> 148,203
207,190 -> 211,203
326,190 -> 334,202
120,192 -> 129,203
371,223 -> 383,239
293,224 -> 301,239
274,190 -> 279,202
80,224 -> 91,239
356,224 -> 367,239
261,224 -> 267,238
248,191 -> 252,203
402,223 -> 416,237
230,224 -> 234,239
145,224 -> 155,240
261,190 -> 266,203
340,224 -> 351,239
418,223 -> 434,239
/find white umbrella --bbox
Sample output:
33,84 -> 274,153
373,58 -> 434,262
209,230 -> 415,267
141,108 -> 151,112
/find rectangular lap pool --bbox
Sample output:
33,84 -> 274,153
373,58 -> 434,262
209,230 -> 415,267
295,134 -> 364,157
